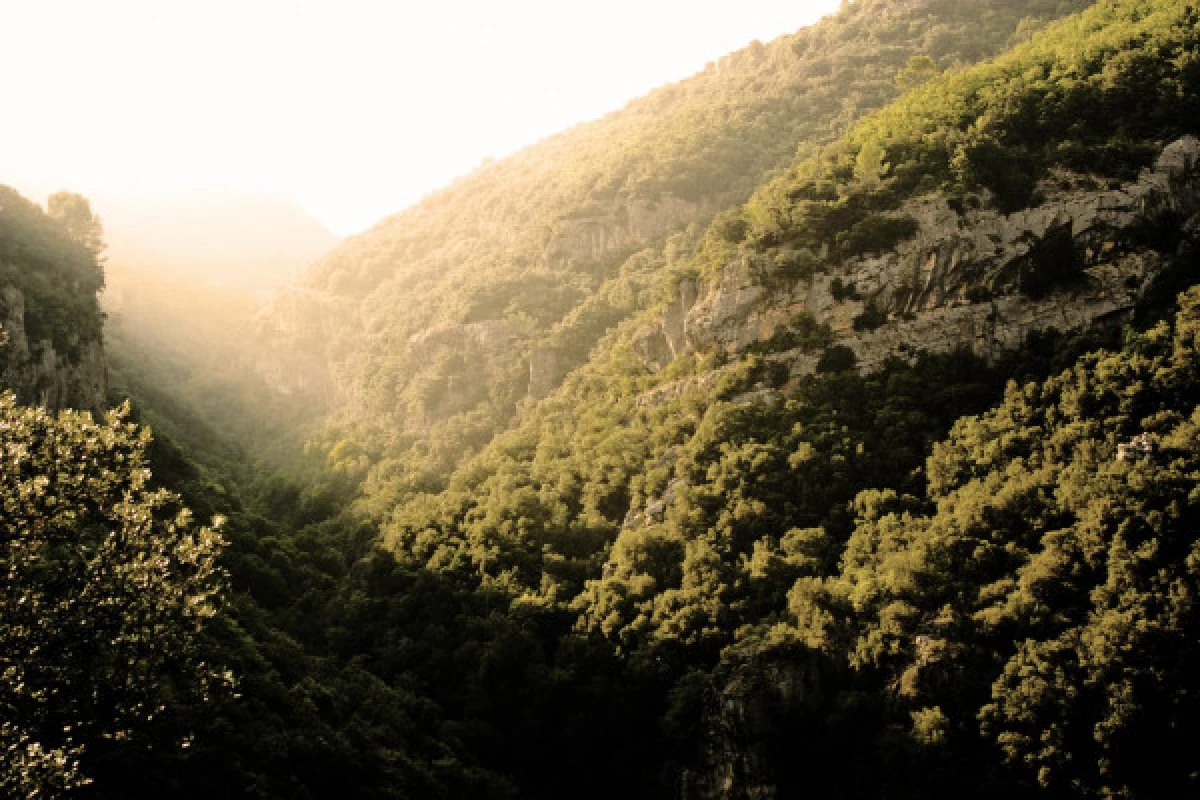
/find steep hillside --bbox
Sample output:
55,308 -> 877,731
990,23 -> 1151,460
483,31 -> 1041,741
261,0 -> 1092,434
634,136 -> 1200,383
382,0 -> 1200,630
0,188 -> 230,800
0,186 -> 106,410
357,1 -> 1200,795
103,270 -> 324,462
94,192 -> 340,458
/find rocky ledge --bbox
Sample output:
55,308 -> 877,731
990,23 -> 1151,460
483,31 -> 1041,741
634,137 -> 1200,379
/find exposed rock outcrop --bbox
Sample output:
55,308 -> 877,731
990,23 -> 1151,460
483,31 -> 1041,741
637,137 -> 1200,379
0,286 -> 106,412
408,319 -> 516,363
633,276 -> 703,369
252,286 -> 345,403
550,195 -> 719,264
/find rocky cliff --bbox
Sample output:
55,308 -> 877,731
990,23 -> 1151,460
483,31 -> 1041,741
681,655 -> 821,800
250,286 -> 344,403
0,285 -> 106,412
548,194 -> 720,265
624,138 -> 1200,800
0,185 -> 108,412
634,137 -> 1200,390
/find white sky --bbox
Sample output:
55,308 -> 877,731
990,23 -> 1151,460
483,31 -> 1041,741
0,0 -> 840,235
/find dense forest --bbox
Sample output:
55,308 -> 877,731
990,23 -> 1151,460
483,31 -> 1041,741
5,0 -> 1200,798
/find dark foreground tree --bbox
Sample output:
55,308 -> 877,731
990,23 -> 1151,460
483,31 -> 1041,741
0,392 -> 226,799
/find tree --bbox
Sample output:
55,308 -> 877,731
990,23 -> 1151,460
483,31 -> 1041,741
46,191 -> 106,259
0,393 -> 226,799
895,54 -> 939,90
854,140 -> 889,187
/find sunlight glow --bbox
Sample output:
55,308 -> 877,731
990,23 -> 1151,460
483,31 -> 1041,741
0,0 -> 840,234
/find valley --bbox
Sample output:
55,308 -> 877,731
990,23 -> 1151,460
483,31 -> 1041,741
4,1 -> 1200,798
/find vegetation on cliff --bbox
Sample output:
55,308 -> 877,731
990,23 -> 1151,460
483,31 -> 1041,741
0,188 -> 105,353
268,0 -> 1090,473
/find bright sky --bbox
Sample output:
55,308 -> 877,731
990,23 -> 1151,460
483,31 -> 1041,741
0,0 -> 840,235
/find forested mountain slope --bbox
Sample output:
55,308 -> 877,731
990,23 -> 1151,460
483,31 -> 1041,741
260,0 -> 1090,446
0,189 -> 512,799
354,0 -> 1200,795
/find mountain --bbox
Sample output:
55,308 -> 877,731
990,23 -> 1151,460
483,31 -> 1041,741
349,0 -> 1200,796
258,0 -> 1092,428
96,191 -> 340,454
0,186 -> 226,800
8,1 -> 1200,799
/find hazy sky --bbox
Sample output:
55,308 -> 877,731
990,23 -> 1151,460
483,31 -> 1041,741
1,0 -> 840,235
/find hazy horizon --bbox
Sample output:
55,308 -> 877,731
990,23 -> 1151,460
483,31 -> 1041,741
1,0 -> 840,237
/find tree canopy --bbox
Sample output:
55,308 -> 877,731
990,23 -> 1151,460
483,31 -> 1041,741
0,394 -> 225,799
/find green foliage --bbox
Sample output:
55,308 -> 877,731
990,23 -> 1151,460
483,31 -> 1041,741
830,276 -> 860,301
798,286 -> 1200,797
46,191 -> 106,259
66,1 -> 1200,798
896,54 -> 941,91
836,213 -> 919,257
274,0 -> 1090,499
816,344 -> 858,372
852,303 -> 889,331
0,186 -> 105,354
0,394 -> 225,799
724,0 -> 1200,267
1016,223 -> 1086,297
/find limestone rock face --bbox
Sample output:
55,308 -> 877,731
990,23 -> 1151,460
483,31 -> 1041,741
408,319 -> 516,363
640,137 -> 1200,379
684,259 -> 769,353
664,276 -> 700,353
549,194 -> 718,264
395,319 -> 521,428
632,275 -> 706,370
0,286 -> 107,412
